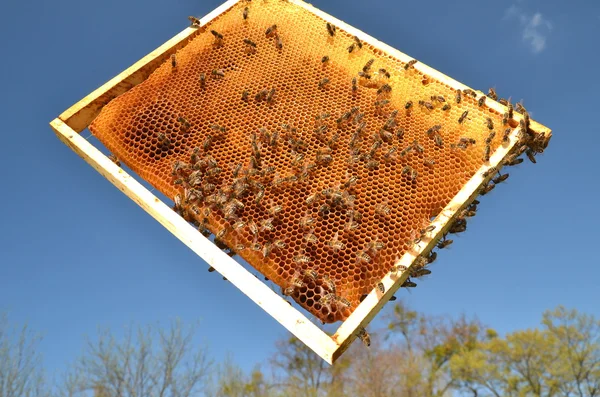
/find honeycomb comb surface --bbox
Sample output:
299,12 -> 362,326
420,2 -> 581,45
90,0 -> 512,323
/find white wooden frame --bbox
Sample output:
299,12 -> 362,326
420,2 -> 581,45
50,0 -> 551,364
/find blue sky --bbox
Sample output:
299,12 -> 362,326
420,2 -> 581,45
1,0 -> 599,381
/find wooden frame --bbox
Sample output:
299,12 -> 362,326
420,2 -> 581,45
50,0 -> 551,364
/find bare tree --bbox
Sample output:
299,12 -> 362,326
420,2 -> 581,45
212,356 -> 275,397
0,312 -> 51,397
59,319 -> 212,397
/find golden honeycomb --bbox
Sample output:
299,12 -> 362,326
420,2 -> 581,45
89,0 -> 547,323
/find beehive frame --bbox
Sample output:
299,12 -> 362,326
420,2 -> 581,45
50,0 -> 550,364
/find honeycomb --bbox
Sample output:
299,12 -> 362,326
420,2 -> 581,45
89,0 -> 547,323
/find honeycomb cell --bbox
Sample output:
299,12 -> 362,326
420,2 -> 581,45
89,0 -> 523,323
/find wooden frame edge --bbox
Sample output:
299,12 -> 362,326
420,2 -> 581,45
51,0 -> 552,364
50,117 -> 339,364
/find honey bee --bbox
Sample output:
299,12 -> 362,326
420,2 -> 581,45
244,38 -> 257,48
188,16 -> 201,27
478,96 -> 486,107
481,167 -> 497,179
411,169 -> 419,182
356,250 -> 371,264
400,145 -> 412,157
456,90 -> 462,104
318,78 -> 330,89
301,268 -> 317,281
326,22 -> 336,36
366,159 -> 379,170
424,158 -> 435,167
485,131 -> 496,144
358,71 -> 371,79
431,95 -> 446,103
254,189 -> 265,204
211,69 -> 225,78
376,282 -> 385,294
305,192 -> 321,206
283,287 -> 295,296
363,58 -> 374,72
170,54 -> 177,68
108,154 -> 121,167
379,68 -> 391,78
442,104 -> 451,111
328,232 -> 345,252
357,327 -> 371,347
216,226 -> 228,240
402,279 -> 417,288
341,175 -> 359,189
483,144 -> 491,162
266,88 -> 276,104
345,219 -> 359,232
420,225 -> 436,235
383,146 -> 397,162
411,268 -> 431,278
274,34 -> 283,50
320,293 -> 336,305
208,266 -> 216,272
396,128 -> 405,140
377,84 -> 392,95
404,59 -> 417,70
265,24 -> 277,37
507,103 -> 514,119
426,125 -> 441,136
463,89 -> 477,98
349,77 -> 358,93
291,275 -> 305,288
458,110 -> 469,124
318,204 -> 331,216
437,238 -> 453,249
412,140 -> 424,153
502,128 -> 511,143
487,87 -> 498,100
316,152 -> 333,166
505,157 -> 523,166
177,117 -> 191,131
321,274 -> 337,292
434,134 -> 443,147
322,55 -> 330,64
353,35 -> 363,48
327,133 -> 340,149
243,6 -> 249,20
375,202 -> 391,217
486,117 -> 494,130
293,255 -> 311,265
526,149 -> 537,163
418,100 -> 434,111
347,43 -> 356,53
337,296 -> 352,308
480,184 -> 495,195
492,173 -> 509,184
262,242 -> 273,258
304,231 -> 318,244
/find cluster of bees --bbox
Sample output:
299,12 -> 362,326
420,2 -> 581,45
131,10 -> 551,346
